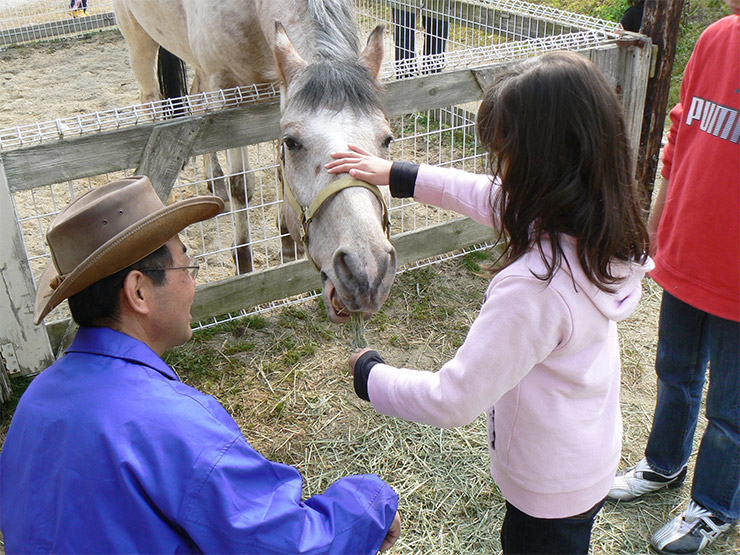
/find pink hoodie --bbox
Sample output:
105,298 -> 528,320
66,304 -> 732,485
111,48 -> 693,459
367,164 -> 654,518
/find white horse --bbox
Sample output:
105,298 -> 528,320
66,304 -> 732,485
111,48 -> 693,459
112,0 -> 397,322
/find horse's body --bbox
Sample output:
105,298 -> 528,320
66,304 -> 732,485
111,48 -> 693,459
112,0 -> 396,322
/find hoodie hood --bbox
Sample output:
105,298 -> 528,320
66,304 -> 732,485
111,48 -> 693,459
530,235 -> 654,322
575,255 -> 654,322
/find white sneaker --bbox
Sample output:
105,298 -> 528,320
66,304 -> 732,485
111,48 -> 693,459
651,499 -> 733,554
608,458 -> 687,501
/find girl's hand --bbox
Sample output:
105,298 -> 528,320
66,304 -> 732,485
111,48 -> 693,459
326,145 -> 393,186
348,347 -> 374,376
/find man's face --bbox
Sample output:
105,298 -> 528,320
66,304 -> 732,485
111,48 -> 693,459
728,0 -> 740,15
149,236 -> 197,352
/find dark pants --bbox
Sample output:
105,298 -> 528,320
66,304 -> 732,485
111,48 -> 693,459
392,9 -> 449,77
500,499 -> 604,554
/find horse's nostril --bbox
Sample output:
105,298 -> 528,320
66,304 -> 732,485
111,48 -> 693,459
333,249 -> 357,289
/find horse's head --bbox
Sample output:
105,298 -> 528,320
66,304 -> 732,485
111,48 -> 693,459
273,23 -> 396,323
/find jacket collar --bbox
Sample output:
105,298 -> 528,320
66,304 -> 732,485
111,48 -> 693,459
64,326 -> 180,381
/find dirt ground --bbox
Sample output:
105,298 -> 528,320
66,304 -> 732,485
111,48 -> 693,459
0,30 -> 140,130
0,29 -> 737,555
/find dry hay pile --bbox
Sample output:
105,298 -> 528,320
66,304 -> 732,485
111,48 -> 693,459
161,254 -> 736,555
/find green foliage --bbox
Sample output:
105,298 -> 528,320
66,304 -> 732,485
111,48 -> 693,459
164,341 -> 224,388
596,0 -> 632,22
193,314 -> 268,339
460,249 -> 490,275
223,341 -> 257,355
0,375 -> 34,431
667,0 -> 732,109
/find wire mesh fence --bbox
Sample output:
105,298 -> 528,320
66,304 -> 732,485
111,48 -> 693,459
1,1 -> 630,336
0,1 -> 620,49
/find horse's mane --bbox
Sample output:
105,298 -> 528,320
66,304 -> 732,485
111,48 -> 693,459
288,0 -> 384,115
291,60 -> 384,115
306,0 -> 362,58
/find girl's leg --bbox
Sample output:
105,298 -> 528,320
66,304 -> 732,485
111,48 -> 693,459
645,291 -> 710,475
500,499 -> 604,554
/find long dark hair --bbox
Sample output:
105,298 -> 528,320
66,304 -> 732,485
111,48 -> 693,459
476,51 -> 649,292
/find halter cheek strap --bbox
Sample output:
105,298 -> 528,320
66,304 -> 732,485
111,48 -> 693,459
278,142 -> 391,273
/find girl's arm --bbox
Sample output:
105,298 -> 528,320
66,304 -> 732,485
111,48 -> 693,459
328,145 -> 499,228
349,275 -> 571,428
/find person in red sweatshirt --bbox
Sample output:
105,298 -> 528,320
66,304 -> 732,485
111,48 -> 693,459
608,3 -> 740,554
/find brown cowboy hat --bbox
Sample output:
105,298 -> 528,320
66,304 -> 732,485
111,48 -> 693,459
34,176 -> 224,324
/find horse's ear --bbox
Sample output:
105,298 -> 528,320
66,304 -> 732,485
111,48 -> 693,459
359,24 -> 385,81
273,21 -> 307,86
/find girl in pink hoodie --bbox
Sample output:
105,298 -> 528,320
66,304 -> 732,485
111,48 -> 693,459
327,51 -> 652,554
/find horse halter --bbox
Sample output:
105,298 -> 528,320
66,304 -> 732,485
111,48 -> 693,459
278,141 -> 391,273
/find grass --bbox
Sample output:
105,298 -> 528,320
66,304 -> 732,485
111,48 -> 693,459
176,256 -> 737,554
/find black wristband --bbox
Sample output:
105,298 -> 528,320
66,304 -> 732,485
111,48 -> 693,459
389,162 -> 419,198
353,350 -> 385,401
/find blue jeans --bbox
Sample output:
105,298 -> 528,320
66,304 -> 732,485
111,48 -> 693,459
645,291 -> 740,523
500,499 -> 604,554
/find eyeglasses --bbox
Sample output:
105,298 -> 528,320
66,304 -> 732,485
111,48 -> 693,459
139,265 -> 200,280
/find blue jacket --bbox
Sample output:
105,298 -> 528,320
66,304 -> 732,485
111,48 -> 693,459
0,327 -> 397,553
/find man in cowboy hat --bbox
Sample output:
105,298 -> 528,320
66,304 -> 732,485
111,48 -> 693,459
0,176 -> 400,553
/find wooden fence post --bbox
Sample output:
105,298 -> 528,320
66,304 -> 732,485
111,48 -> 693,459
634,0 -> 684,210
0,160 -> 54,390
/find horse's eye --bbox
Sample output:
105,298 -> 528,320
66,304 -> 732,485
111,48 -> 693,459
381,135 -> 393,149
284,137 -> 302,151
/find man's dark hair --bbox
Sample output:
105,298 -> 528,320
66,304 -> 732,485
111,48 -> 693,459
68,243 -> 173,327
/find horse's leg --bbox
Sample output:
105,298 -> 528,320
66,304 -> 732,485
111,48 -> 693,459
189,69 -> 230,209
276,159 -> 304,262
112,1 -> 160,103
227,146 -> 255,274
202,70 -> 255,274
278,207 -> 304,262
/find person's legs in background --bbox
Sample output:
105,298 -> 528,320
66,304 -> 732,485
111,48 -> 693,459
421,15 -> 448,74
645,291 -> 739,554
392,9 -> 416,78
645,291 -> 710,477
690,308 -> 740,523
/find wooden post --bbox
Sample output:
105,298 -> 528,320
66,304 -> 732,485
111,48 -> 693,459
136,118 -> 205,202
0,160 -> 55,384
634,0 -> 684,210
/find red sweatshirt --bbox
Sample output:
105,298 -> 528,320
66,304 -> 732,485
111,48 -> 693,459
653,15 -> 740,322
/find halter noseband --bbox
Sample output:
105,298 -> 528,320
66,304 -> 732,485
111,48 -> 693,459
278,141 -> 391,273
